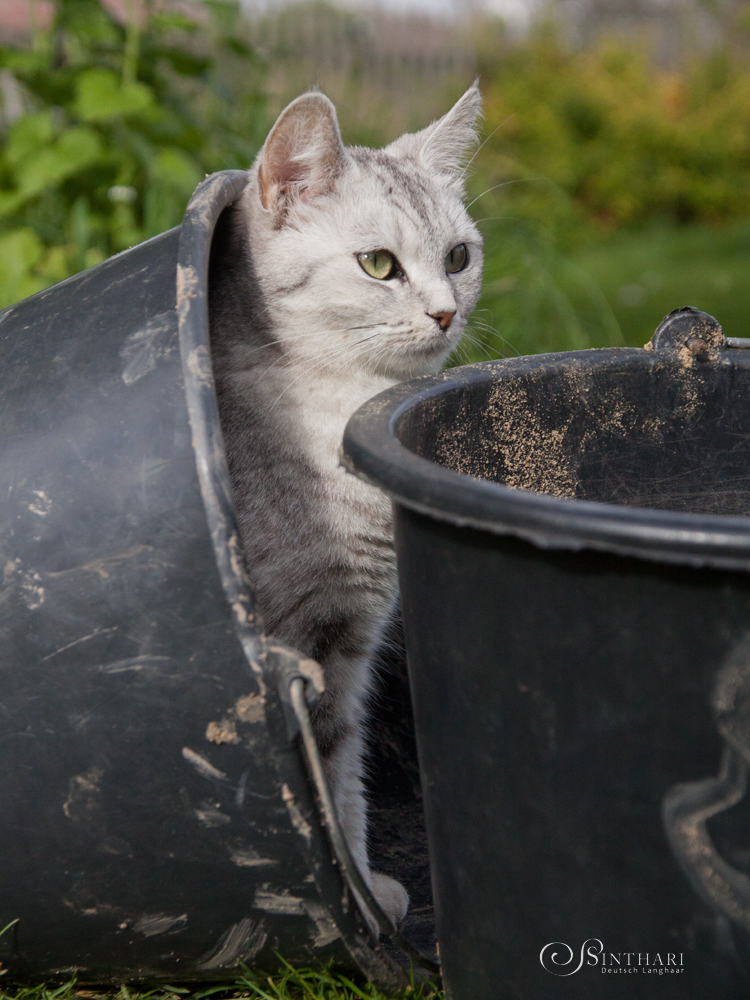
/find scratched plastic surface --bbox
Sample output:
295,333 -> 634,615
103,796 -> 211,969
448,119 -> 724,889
0,175 -> 415,990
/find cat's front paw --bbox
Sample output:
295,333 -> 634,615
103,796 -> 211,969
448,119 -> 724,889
370,871 -> 409,926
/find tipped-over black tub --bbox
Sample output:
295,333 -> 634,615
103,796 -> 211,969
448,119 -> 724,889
343,309 -> 750,1000
0,171 -> 431,989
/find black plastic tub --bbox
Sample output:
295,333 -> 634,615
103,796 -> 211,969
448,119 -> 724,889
342,309 -> 750,999
0,171 -> 428,989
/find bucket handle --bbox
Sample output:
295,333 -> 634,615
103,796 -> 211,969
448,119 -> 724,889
280,668 -> 440,976
663,745 -> 750,933
664,642 -> 750,932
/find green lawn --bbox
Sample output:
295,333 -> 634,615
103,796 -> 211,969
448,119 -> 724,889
575,219 -> 750,346
459,216 -> 750,363
0,965 -> 442,1000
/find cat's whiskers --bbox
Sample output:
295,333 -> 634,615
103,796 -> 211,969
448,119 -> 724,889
465,178 -> 530,211
358,329 -> 418,364
279,335 -> 378,380
463,320 -> 520,358
369,327 -> 441,378
268,331 -> 387,408
259,324 -> 395,390
368,344 -> 398,379
450,338 -> 476,366
458,114 -> 516,181
383,325 -> 456,360
467,316 -> 506,339
466,319 -> 498,335
474,215 -> 524,226
231,322 -> 392,365
358,330 -> 404,378
461,329 -> 498,361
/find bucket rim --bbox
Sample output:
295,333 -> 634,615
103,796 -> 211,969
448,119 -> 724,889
342,347 -> 750,571
176,170 -> 413,989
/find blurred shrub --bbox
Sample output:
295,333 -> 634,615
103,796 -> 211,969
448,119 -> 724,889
456,25 -> 750,360
5,2 -> 750,357
478,27 -> 750,233
0,0 -> 267,310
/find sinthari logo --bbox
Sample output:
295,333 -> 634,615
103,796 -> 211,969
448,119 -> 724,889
539,939 -> 685,976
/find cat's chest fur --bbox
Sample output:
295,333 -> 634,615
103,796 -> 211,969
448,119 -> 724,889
289,370 -> 395,533
265,366 -> 399,602
215,343 -> 399,671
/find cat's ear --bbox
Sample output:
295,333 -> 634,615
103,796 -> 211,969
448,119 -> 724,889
258,92 -> 346,214
414,83 -> 483,177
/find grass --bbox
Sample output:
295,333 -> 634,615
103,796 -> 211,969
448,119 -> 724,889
457,215 -> 750,364
573,218 -> 750,347
0,961 -> 442,1000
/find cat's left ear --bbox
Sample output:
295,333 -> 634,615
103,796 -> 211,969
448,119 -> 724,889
258,92 -> 347,214
416,82 -> 483,177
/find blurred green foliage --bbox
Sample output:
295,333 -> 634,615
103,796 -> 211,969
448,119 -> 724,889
2,3 -> 750,357
458,27 -> 750,360
0,0 -> 267,309
479,29 -> 750,232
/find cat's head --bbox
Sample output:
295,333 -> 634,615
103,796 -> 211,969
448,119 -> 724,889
241,85 -> 483,381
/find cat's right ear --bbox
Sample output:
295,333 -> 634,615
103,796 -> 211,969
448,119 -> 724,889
258,93 -> 347,215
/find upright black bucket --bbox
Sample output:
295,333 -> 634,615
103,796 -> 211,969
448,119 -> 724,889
0,171 -> 428,988
343,309 -> 750,999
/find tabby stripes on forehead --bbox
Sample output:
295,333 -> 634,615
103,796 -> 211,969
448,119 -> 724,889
370,153 -> 443,232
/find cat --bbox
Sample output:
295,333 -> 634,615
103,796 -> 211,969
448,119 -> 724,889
209,83 -> 483,930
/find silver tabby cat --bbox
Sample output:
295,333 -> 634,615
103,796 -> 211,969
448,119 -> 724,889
210,84 -> 483,929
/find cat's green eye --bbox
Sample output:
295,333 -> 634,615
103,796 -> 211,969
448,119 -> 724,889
357,250 -> 397,280
445,243 -> 468,274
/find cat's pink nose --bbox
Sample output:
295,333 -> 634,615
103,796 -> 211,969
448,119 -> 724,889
430,310 -> 456,331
